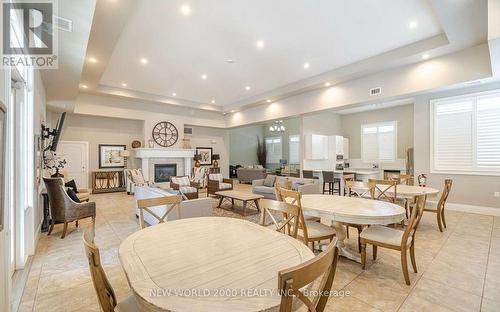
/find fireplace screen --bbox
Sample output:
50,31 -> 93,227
154,164 -> 177,183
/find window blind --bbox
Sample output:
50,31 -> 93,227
361,122 -> 396,162
289,135 -> 300,164
265,137 -> 282,164
431,90 -> 500,174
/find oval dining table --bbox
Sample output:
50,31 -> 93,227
349,182 -> 440,200
119,217 -> 314,312
300,194 -> 406,263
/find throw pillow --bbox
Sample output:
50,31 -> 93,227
263,175 -> 277,187
64,179 -> 78,193
66,188 -> 81,203
131,169 -> 145,184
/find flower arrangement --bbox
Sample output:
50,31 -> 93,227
43,151 -> 67,177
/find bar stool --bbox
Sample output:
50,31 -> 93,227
322,171 -> 340,195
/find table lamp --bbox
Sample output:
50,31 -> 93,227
119,150 -> 131,168
213,154 -> 220,168
194,154 -> 202,167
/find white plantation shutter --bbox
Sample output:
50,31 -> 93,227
477,95 -> 500,169
431,90 -> 500,174
433,100 -> 473,171
265,137 -> 282,164
289,135 -> 300,164
362,122 -> 396,162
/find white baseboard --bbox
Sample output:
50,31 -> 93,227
427,200 -> 500,217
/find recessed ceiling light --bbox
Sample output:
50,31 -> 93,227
266,99 -> 271,103
88,57 -> 97,63
324,82 -> 331,87
230,110 -> 236,113
211,100 -> 216,104
180,4 -> 191,16
245,86 -> 251,91
121,82 -> 127,87
409,21 -> 418,29
303,62 -> 310,69
256,40 -> 265,49
201,74 -> 207,79
172,92 -> 177,96
81,84 -> 88,89
140,58 -> 148,64
226,59 -> 234,63
422,53 -> 430,60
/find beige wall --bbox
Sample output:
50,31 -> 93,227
414,81 -> 500,209
188,126 -> 230,178
53,112 -> 144,182
340,104 -> 414,159
229,124 -> 264,166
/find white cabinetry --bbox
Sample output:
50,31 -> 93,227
335,136 -> 344,155
305,134 -> 329,160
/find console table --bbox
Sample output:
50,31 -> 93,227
92,170 -> 126,193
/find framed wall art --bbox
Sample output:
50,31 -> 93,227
99,144 -> 126,169
195,147 -> 213,166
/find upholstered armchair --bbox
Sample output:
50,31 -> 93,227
192,166 -> 208,188
207,173 -> 233,196
124,169 -> 154,194
43,177 -> 96,239
170,176 -> 200,199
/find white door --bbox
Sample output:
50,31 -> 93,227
57,141 -> 89,188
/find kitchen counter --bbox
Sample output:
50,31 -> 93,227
311,169 -> 380,175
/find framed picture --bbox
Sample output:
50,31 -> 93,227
0,102 -> 6,231
99,144 -> 126,168
196,147 -> 213,166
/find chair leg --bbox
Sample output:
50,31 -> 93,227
323,182 -> 326,194
61,222 -> 68,239
410,244 -> 418,273
47,220 -> 54,236
357,226 -> 363,253
437,211 -> 443,232
361,243 -> 367,270
373,245 -> 378,261
346,226 -> 350,238
401,249 -> 411,285
441,209 -> 447,228
75,220 -> 79,228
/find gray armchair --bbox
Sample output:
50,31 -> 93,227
43,177 -> 96,239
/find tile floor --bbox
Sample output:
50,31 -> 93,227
18,183 -> 500,312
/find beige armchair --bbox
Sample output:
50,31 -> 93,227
124,169 -> 154,194
43,177 -> 96,239
170,176 -> 199,199
192,166 -> 208,188
207,173 -> 233,196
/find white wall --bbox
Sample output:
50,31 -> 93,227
228,124 -> 264,166
414,81 -> 500,209
188,126 -> 230,178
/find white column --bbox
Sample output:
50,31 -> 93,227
141,158 -> 149,180
184,157 -> 192,176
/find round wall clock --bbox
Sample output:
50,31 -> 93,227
152,121 -> 179,147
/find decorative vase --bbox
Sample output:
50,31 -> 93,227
148,139 -> 155,148
51,167 -> 64,178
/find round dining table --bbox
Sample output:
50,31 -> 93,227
300,194 -> 406,263
119,217 -> 314,312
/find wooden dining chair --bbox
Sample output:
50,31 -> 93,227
83,227 -> 139,312
368,179 -> 398,203
136,196 -> 183,229
424,179 -> 453,232
343,180 -> 373,252
360,194 -> 426,285
342,173 -> 356,196
399,174 -> 412,185
260,199 -> 300,239
275,187 -> 335,251
278,239 -> 339,312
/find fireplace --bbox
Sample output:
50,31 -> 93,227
154,164 -> 177,183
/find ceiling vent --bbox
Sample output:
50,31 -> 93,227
370,87 -> 382,96
54,16 -> 73,32
184,127 -> 193,135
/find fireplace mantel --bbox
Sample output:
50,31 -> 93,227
132,148 -> 195,178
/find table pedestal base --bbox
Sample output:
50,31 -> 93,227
322,221 -> 362,263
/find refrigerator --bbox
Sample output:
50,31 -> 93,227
406,148 -> 414,185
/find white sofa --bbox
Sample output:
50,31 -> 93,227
252,175 -> 321,199
134,186 -> 212,226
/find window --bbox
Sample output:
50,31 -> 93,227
361,121 -> 397,162
431,90 -> 500,174
289,135 -> 300,164
265,136 -> 282,164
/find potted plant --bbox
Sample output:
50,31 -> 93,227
44,151 -> 67,177
256,136 -> 266,169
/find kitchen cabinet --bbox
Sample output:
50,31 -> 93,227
305,134 -> 329,160
335,136 -> 344,155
